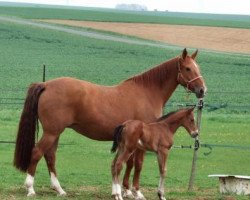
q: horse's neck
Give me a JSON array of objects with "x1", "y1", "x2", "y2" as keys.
[
  {"x1": 161, "y1": 112, "x2": 185, "y2": 135},
  {"x1": 124, "y1": 57, "x2": 179, "y2": 105}
]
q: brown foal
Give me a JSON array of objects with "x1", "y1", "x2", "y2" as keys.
[{"x1": 111, "y1": 107, "x2": 198, "y2": 200}]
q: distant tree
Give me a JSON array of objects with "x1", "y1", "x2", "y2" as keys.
[{"x1": 115, "y1": 4, "x2": 147, "y2": 11}]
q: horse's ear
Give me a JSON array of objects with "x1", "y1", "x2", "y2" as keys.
[
  {"x1": 191, "y1": 49, "x2": 198, "y2": 60},
  {"x1": 181, "y1": 48, "x2": 188, "y2": 60}
]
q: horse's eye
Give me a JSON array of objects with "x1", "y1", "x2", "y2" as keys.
[{"x1": 186, "y1": 67, "x2": 191, "y2": 72}]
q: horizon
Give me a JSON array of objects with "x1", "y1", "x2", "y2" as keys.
[{"x1": 0, "y1": 0, "x2": 250, "y2": 16}]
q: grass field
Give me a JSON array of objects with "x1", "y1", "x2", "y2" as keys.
[
  {"x1": 1, "y1": 3, "x2": 250, "y2": 29},
  {"x1": 0, "y1": 5, "x2": 250, "y2": 200}
]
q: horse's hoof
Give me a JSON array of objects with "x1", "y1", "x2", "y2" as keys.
[
  {"x1": 27, "y1": 192, "x2": 36, "y2": 197},
  {"x1": 123, "y1": 189, "x2": 134, "y2": 199}
]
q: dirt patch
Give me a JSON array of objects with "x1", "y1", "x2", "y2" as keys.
[{"x1": 38, "y1": 19, "x2": 250, "y2": 54}]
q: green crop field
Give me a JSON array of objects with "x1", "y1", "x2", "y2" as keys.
[
  {"x1": 1, "y1": 3, "x2": 250, "y2": 29},
  {"x1": 0, "y1": 4, "x2": 250, "y2": 200}
]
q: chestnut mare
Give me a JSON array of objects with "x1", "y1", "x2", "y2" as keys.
[
  {"x1": 111, "y1": 107, "x2": 198, "y2": 200},
  {"x1": 14, "y1": 49, "x2": 206, "y2": 197}
]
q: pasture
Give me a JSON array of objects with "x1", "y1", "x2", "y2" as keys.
[{"x1": 0, "y1": 4, "x2": 250, "y2": 200}]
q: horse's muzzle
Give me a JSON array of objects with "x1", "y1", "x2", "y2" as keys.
[
  {"x1": 191, "y1": 131, "x2": 199, "y2": 138},
  {"x1": 195, "y1": 86, "x2": 207, "y2": 98}
]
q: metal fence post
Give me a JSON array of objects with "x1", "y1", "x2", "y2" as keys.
[
  {"x1": 43, "y1": 64, "x2": 46, "y2": 82},
  {"x1": 188, "y1": 98, "x2": 203, "y2": 191}
]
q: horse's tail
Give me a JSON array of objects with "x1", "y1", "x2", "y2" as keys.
[
  {"x1": 14, "y1": 83, "x2": 45, "y2": 172},
  {"x1": 111, "y1": 125, "x2": 125, "y2": 153}
]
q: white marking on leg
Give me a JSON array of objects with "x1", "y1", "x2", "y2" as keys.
[
  {"x1": 112, "y1": 182, "x2": 123, "y2": 200},
  {"x1": 158, "y1": 175, "x2": 166, "y2": 200},
  {"x1": 50, "y1": 172, "x2": 66, "y2": 196},
  {"x1": 24, "y1": 174, "x2": 36, "y2": 196},
  {"x1": 132, "y1": 188, "x2": 146, "y2": 200},
  {"x1": 123, "y1": 188, "x2": 134, "y2": 198},
  {"x1": 158, "y1": 175, "x2": 164, "y2": 194},
  {"x1": 112, "y1": 182, "x2": 117, "y2": 195}
]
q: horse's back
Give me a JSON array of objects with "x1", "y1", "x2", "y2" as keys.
[
  {"x1": 36, "y1": 77, "x2": 160, "y2": 140},
  {"x1": 37, "y1": 77, "x2": 100, "y2": 131}
]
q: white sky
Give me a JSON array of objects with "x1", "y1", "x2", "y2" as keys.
[{"x1": 1, "y1": 0, "x2": 250, "y2": 15}]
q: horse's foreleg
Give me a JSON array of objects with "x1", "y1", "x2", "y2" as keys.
[
  {"x1": 157, "y1": 149, "x2": 168, "y2": 200},
  {"x1": 25, "y1": 133, "x2": 58, "y2": 196},
  {"x1": 44, "y1": 138, "x2": 66, "y2": 196},
  {"x1": 122, "y1": 154, "x2": 135, "y2": 199},
  {"x1": 132, "y1": 149, "x2": 146, "y2": 200}
]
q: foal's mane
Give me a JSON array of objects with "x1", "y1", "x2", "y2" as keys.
[
  {"x1": 156, "y1": 110, "x2": 178, "y2": 122},
  {"x1": 125, "y1": 57, "x2": 178, "y2": 87},
  {"x1": 156, "y1": 108, "x2": 189, "y2": 122}
]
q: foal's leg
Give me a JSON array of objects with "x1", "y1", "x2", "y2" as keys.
[
  {"x1": 44, "y1": 138, "x2": 66, "y2": 196},
  {"x1": 24, "y1": 133, "x2": 58, "y2": 196},
  {"x1": 122, "y1": 154, "x2": 135, "y2": 198},
  {"x1": 132, "y1": 149, "x2": 146, "y2": 200},
  {"x1": 157, "y1": 149, "x2": 168, "y2": 200},
  {"x1": 112, "y1": 150, "x2": 133, "y2": 200}
]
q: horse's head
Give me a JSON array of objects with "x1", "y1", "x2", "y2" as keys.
[
  {"x1": 177, "y1": 48, "x2": 207, "y2": 98},
  {"x1": 182, "y1": 107, "x2": 198, "y2": 138}
]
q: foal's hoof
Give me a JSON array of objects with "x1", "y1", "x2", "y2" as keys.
[
  {"x1": 58, "y1": 191, "x2": 67, "y2": 197},
  {"x1": 132, "y1": 190, "x2": 146, "y2": 200},
  {"x1": 157, "y1": 192, "x2": 166, "y2": 200},
  {"x1": 27, "y1": 191, "x2": 36, "y2": 197},
  {"x1": 123, "y1": 189, "x2": 134, "y2": 199},
  {"x1": 112, "y1": 194, "x2": 124, "y2": 200}
]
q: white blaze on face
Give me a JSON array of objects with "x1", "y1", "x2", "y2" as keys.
[
  {"x1": 192, "y1": 60, "x2": 199, "y2": 69},
  {"x1": 192, "y1": 60, "x2": 207, "y2": 94}
]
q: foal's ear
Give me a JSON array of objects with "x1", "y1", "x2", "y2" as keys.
[
  {"x1": 191, "y1": 49, "x2": 198, "y2": 60},
  {"x1": 181, "y1": 48, "x2": 188, "y2": 60}
]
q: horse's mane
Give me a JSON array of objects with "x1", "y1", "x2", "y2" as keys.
[{"x1": 125, "y1": 57, "x2": 178, "y2": 87}]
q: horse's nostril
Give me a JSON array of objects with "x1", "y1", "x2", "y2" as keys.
[{"x1": 200, "y1": 88, "x2": 204, "y2": 95}]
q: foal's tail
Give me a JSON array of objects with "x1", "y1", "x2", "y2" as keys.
[
  {"x1": 14, "y1": 83, "x2": 45, "y2": 172},
  {"x1": 111, "y1": 125, "x2": 125, "y2": 153}
]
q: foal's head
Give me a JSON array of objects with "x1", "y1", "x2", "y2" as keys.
[
  {"x1": 177, "y1": 48, "x2": 207, "y2": 98},
  {"x1": 181, "y1": 107, "x2": 198, "y2": 138}
]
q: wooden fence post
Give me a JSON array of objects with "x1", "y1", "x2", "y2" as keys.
[{"x1": 188, "y1": 98, "x2": 203, "y2": 191}]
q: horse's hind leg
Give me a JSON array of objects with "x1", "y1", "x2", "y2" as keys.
[
  {"x1": 122, "y1": 154, "x2": 135, "y2": 198},
  {"x1": 44, "y1": 138, "x2": 66, "y2": 196},
  {"x1": 132, "y1": 149, "x2": 146, "y2": 200},
  {"x1": 24, "y1": 133, "x2": 59, "y2": 196},
  {"x1": 112, "y1": 150, "x2": 133, "y2": 200}
]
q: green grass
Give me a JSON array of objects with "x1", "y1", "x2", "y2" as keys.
[
  {"x1": 0, "y1": 20, "x2": 249, "y2": 113},
  {"x1": 0, "y1": 111, "x2": 250, "y2": 199},
  {"x1": 0, "y1": 5, "x2": 250, "y2": 200},
  {"x1": 1, "y1": 4, "x2": 250, "y2": 29}
]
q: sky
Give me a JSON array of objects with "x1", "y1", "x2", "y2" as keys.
[{"x1": 1, "y1": 0, "x2": 250, "y2": 15}]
